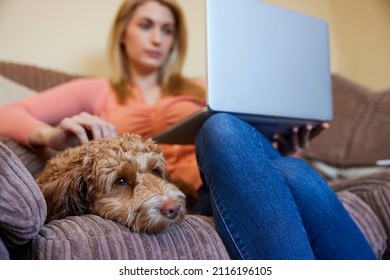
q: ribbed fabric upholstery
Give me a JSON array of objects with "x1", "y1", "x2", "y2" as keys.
[
  {"x1": 337, "y1": 191, "x2": 387, "y2": 259},
  {"x1": 0, "y1": 136, "x2": 56, "y2": 179},
  {"x1": 33, "y1": 215, "x2": 230, "y2": 260},
  {"x1": 333, "y1": 172, "x2": 390, "y2": 248},
  {"x1": 302, "y1": 74, "x2": 390, "y2": 166},
  {"x1": 0, "y1": 61, "x2": 79, "y2": 92},
  {"x1": 0, "y1": 141, "x2": 47, "y2": 247}
]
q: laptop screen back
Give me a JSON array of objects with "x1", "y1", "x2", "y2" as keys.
[{"x1": 206, "y1": 0, "x2": 332, "y2": 121}]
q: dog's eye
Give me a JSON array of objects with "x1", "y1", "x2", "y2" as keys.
[
  {"x1": 152, "y1": 168, "x2": 164, "y2": 178},
  {"x1": 115, "y1": 178, "x2": 131, "y2": 187}
]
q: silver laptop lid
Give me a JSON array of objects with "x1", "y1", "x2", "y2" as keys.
[{"x1": 206, "y1": 0, "x2": 332, "y2": 121}]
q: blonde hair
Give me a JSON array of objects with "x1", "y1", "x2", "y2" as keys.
[{"x1": 108, "y1": 0, "x2": 204, "y2": 104}]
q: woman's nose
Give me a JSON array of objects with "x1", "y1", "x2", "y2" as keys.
[{"x1": 151, "y1": 28, "x2": 162, "y2": 45}]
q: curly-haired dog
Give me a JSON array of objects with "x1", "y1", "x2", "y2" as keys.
[{"x1": 36, "y1": 133, "x2": 187, "y2": 233}]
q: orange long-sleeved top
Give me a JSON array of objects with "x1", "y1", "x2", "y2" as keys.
[{"x1": 0, "y1": 78, "x2": 205, "y2": 189}]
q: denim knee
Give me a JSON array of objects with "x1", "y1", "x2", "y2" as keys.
[
  {"x1": 274, "y1": 156, "x2": 333, "y2": 198},
  {"x1": 200, "y1": 113, "x2": 243, "y2": 140},
  {"x1": 275, "y1": 156, "x2": 317, "y2": 177},
  {"x1": 196, "y1": 113, "x2": 280, "y2": 160}
]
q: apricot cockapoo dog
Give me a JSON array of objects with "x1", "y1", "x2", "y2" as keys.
[{"x1": 36, "y1": 133, "x2": 187, "y2": 233}]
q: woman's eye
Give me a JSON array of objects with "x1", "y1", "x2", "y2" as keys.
[
  {"x1": 162, "y1": 26, "x2": 173, "y2": 35},
  {"x1": 115, "y1": 178, "x2": 130, "y2": 187},
  {"x1": 139, "y1": 22, "x2": 151, "y2": 30}
]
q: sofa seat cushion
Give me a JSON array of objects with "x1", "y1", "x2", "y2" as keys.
[
  {"x1": 33, "y1": 215, "x2": 230, "y2": 260},
  {"x1": 332, "y1": 171, "x2": 390, "y2": 250},
  {"x1": 31, "y1": 193, "x2": 387, "y2": 260},
  {"x1": 336, "y1": 191, "x2": 387, "y2": 259},
  {"x1": 0, "y1": 74, "x2": 35, "y2": 106}
]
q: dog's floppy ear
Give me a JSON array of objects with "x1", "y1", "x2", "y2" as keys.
[{"x1": 40, "y1": 167, "x2": 91, "y2": 222}]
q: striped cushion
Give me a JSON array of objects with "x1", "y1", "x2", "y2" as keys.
[
  {"x1": 333, "y1": 171, "x2": 390, "y2": 249},
  {"x1": 302, "y1": 74, "x2": 390, "y2": 166},
  {"x1": 32, "y1": 193, "x2": 387, "y2": 260},
  {"x1": 0, "y1": 61, "x2": 79, "y2": 92},
  {"x1": 33, "y1": 215, "x2": 230, "y2": 260},
  {"x1": 337, "y1": 191, "x2": 387, "y2": 259},
  {"x1": 0, "y1": 137, "x2": 56, "y2": 179}
]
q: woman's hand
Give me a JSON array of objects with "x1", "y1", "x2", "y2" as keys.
[
  {"x1": 29, "y1": 112, "x2": 117, "y2": 150},
  {"x1": 272, "y1": 122, "x2": 330, "y2": 156}
]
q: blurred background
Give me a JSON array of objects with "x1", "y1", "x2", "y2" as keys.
[{"x1": 0, "y1": 0, "x2": 389, "y2": 91}]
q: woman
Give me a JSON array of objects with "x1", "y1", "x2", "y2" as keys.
[{"x1": 0, "y1": 0, "x2": 375, "y2": 260}]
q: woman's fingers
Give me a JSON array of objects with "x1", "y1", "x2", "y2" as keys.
[
  {"x1": 59, "y1": 117, "x2": 90, "y2": 144},
  {"x1": 59, "y1": 112, "x2": 117, "y2": 144},
  {"x1": 75, "y1": 113, "x2": 103, "y2": 140},
  {"x1": 299, "y1": 124, "x2": 313, "y2": 148},
  {"x1": 272, "y1": 133, "x2": 292, "y2": 156},
  {"x1": 310, "y1": 122, "x2": 330, "y2": 140},
  {"x1": 272, "y1": 122, "x2": 328, "y2": 156},
  {"x1": 291, "y1": 126, "x2": 299, "y2": 151},
  {"x1": 84, "y1": 113, "x2": 117, "y2": 138},
  {"x1": 100, "y1": 120, "x2": 117, "y2": 138}
]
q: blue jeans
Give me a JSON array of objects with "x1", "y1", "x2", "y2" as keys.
[{"x1": 195, "y1": 113, "x2": 376, "y2": 260}]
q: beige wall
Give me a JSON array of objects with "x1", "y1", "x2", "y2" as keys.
[
  {"x1": 0, "y1": 0, "x2": 389, "y2": 91},
  {"x1": 0, "y1": 0, "x2": 205, "y2": 78},
  {"x1": 328, "y1": 0, "x2": 390, "y2": 91},
  {"x1": 0, "y1": 0, "x2": 122, "y2": 77}
]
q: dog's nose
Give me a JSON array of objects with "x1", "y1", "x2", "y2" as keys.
[{"x1": 161, "y1": 200, "x2": 181, "y2": 220}]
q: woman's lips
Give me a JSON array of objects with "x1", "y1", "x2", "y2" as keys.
[{"x1": 145, "y1": 50, "x2": 161, "y2": 59}]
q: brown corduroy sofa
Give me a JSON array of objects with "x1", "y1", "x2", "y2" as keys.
[{"x1": 0, "y1": 61, "x2": 389, "y2": 260}]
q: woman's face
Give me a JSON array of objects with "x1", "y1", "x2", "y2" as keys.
[{"x1": 123, "y1": 1, "x2": 176, "y2": 74}]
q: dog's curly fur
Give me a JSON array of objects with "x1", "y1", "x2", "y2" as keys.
[{"x1": 36, "y1": 133, "x2": 188, "y2": 233}]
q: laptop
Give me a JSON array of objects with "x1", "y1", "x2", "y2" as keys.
[{"x1": 153, "y1": 0, "x2": 333, "y2": 145}]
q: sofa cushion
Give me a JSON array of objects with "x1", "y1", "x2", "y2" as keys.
[
  {"x1": 0, "y1": 71, "x2": 58, "y2": 179},
  {"x1": 332, "y1": 171, "x2": 390, "y2": 249},
  {"x1": 0, "y1": 61, "x2": 79, "y2": 92},
  {"x1": 301, "y1": 74, "x2": 390, "y2": 167},
  {"x1": 0, "y1": 141, "x2": 47, "y2": 248},
  {"x1": 0, "y1": 137, "x2": 56, "y2": 179},
  {"x1": 0, "y1": 74, "x2": 35, "y2": 106},
  {"x1": 31, "y1": 194, "x2": 387, "y2": 260},
  {"x1": 336, "y1": 191, "x2": 387, "y2": 259},
  {"x1": 33, "y1": 215, "x2": 230, "y2": 260}
]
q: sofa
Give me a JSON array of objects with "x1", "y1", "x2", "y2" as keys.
[{"x1": 0, "y1": 61, "x2": 389, "y2": 260}]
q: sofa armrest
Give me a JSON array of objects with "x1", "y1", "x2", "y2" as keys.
[
  {"x1": 33, "y1": 215, "x2": 230, "y2": 260},
  {"x1": 0, "y1": 141, "x2": 47, "y2": 248}
]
